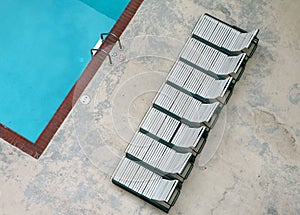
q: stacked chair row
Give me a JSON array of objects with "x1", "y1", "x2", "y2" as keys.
[{"x1": 112, "y1": 13, "x2": 259, "y2": 213}]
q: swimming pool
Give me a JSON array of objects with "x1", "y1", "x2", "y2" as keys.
[{"x1": 0, "y1": 0, "x2": 141, "y2": 157}]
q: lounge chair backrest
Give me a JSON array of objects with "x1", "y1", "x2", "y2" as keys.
[
  {"x1": 171, "y1": 123, "x2": 206, "y2": 149},
  {"x1": 112, "y1": 157, "x2": 179, "y2": 202},
  {"x1": 141, "y1": 108, "x2": 207, "y2": 150},
  {"x1": 126, "y1": 132, "x2": 192, "y2": 174},
  {"x1": 192, "y1": 14, "x2": 259, "y2": 53},
  {"x1": 167, "y1": 61, "x2": 233, "y2": 100},
  {"x1": 154, "y1": 84, "x2": 219, "y2": 124},
  {"x1": 180, "y1": 38, "x2": 246, "y2": 76},
  {"x1": 140, "y1": 108, "x2": 179, "y2": 142}
]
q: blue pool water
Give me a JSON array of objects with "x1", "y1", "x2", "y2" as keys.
[{"x1": 0, "y1": 0, "x2": 129, "y2": 142}]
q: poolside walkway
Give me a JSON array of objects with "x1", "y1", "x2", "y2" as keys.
[{"x1": 1, "y1": 0, "x2": 300, "y2": 214}]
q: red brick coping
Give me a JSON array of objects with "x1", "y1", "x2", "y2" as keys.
[{"x1": 0, "y1": 0, "x2": 144, "y2": 159}]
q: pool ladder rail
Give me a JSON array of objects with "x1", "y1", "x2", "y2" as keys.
[{"x1": 90, "y1": 32, "x2": 123, "y2": 65}]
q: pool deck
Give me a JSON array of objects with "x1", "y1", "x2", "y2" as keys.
[{"x1": 1, "y1": 0, "x2": 300, "y2": 214}]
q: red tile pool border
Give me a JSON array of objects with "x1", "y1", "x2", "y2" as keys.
[{"x1": 0, "y1": 0, "x2": 144, "y2": 159}]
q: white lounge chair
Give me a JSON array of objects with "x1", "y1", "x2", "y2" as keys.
[
  {"x1": 153, "y1": 84, "x2": 220, "y2": 128},
  {"x1": 140, "y1": 108, "x2": 207, "y2": 154},
  {"x1": 167, "y1": 60, "x2": 234, "y2": 104},
  {"x1": 126, "y1": 132, "x2": 194, "y2": 181},
  {"x1": 192, "y1": 13, "x2": 259, "y2": 57},
  {"x1": 180, "y1": 37, "x2": 247, "y2": 80},
  {"x1": 112, "y1": 157, "x2": 181, "y2": 213}
]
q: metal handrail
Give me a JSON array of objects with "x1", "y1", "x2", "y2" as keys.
[
  {"x1": 90, "y1": 48, "x2": 112, "y2": 65},
  {"x1": 100, "y1": 32, "x2": 123, "y2": 50}
]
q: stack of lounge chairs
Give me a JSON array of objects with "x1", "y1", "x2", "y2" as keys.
[{"x1": 111, "y1": 13, "x2": 259, "y2": 213}]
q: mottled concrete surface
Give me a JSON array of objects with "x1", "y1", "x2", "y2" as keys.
[{"x1": 1, "y1": 0, "x2": 300, "y2": 214}]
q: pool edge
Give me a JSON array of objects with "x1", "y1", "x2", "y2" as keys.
[{"x1": 0, "y1": 0, "x2": 144, "y2": 159}]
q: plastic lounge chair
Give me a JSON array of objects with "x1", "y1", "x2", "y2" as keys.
[
  {"x1": 167, "y1": 60, "x2": 234, "y2": 104},
  {"x1": 180, "y1": 37, "x2": 247, "y2": 81},
  {"x1": 140, "y1": 108, "x2": 207, "y2": 154},
  {"x1": 125, "y1": 132, "x2": 194, "y2": 181},
  {"x1": 112, "y1": 157, "x2": 181, "y2": 213},
  {"x1": 192, "y1": 13, "x2": 259, "y2": 58},
  {"x1": 153, "y1": 83, "x2": 220, "y2": 128}
]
